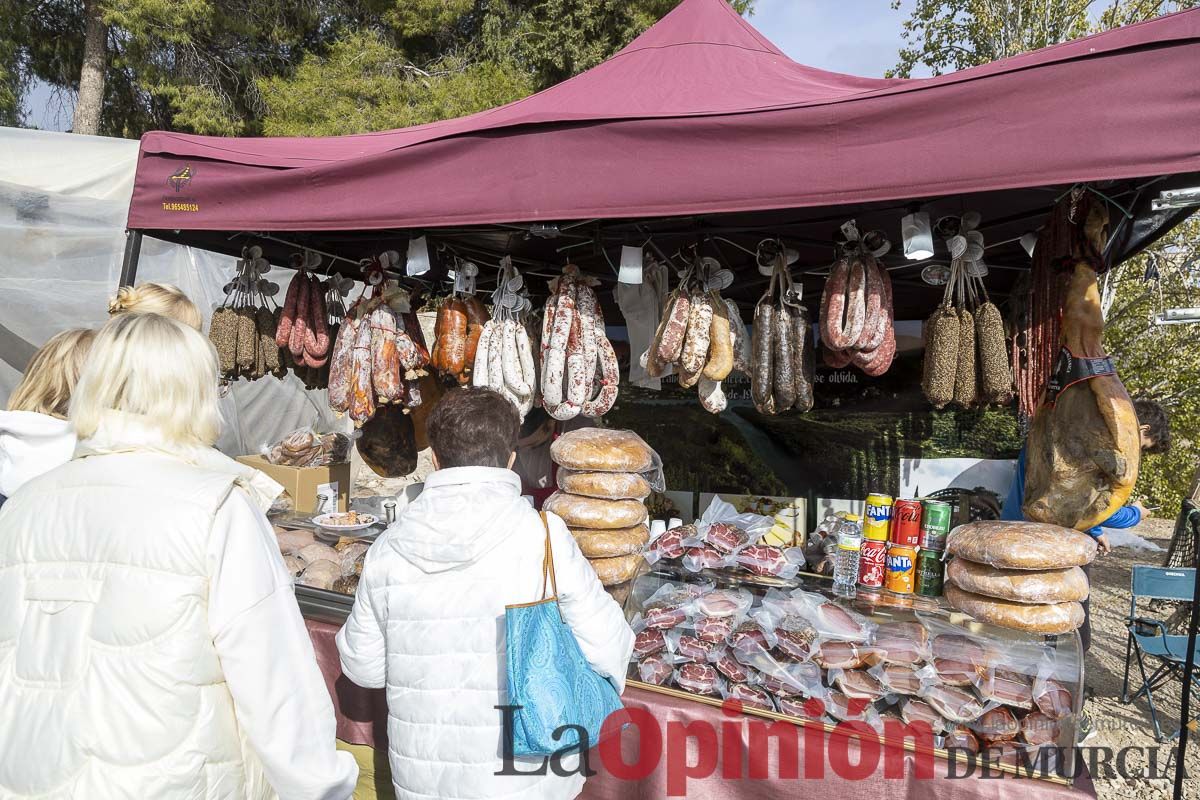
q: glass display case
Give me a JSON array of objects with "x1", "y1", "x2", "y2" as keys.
[{"x1": 622, "y1": 564, "x2": 1083, "y2": 783}]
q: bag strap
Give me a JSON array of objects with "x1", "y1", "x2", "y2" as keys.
[{"x1": 538, "y1": 511, "x2": 560, "y2": 601}]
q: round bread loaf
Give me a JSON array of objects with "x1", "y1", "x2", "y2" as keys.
[
  {"x1": 550, "y1": 428, "x2": 655, "y2": 472},
  {"x1": 544, "y1": 492, "x2": 647, "y2": 529},
  {"x1": 945, "y1": 584, "x2": 1084, "y2": 634},
  {"x1": 558, "y1": 469, "x2": 651, "y2": 500},
  {"x1": 947, "y1": 558, "x2": 1089, "y2": 604},
  {"x1": 946, "y1": 521, "x2": 1097, "y2": 570},
  {"x1": 570, "y1": 524, "x2": 650, "y2": 558},
  {"x1": 588, "y1": 553, "x2": 643, "y2": 587}
]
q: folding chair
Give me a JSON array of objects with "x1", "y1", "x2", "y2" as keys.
[{"x1": 1121, "y1": 565, "x2": 1200, "y2": 741}]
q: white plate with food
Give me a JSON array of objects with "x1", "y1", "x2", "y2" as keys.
[{"x1": 312, "y1": 511, "x2": 378, "y2": 532}]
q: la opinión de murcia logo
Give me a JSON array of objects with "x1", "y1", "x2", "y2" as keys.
[
  {"x1": 493, "y1": 701, "x2": 1192, "y2": 795},
  {"x1": 167, "y1": 165, "x2": 193, "y2": 192}
]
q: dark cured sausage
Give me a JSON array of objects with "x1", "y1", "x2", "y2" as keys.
[
  {"x1": 306, "y1": 277, "x2": 330, "y2": 359},
  {"x1": 792, "y1": 305, "x2": 815, "y2": 412},
  {"x1": 751, "y1": 301, "x2": 774, "y2": 407},
  {"x1": 772, "y1": 305, "x2": 797, "y2": 411},
  {"x1": 856, "y1": 259, "x2": 887, "y2": 351},
  {"x1": 823, "y1": 344, "x2": 852, "y2": 369},
  {"x1": 276, "y1": 277, "x2": 300, "y2": 347}
]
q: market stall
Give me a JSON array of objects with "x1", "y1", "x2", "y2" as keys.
[{"x1": 116, "y1": 0, "x2": 1200, "y2": 796}]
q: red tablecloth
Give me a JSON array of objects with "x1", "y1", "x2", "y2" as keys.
[{"x1": 305, "y1": 618, "x2": 1096, "y2": 799}]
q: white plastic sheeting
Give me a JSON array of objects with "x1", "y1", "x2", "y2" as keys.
[{"x1": 0, "y1": 126, "x2": 344, "y2": 456}]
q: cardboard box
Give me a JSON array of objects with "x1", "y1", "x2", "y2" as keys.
[{"x1": 236, "y1": 454, "x2": 351, "y2": 513}]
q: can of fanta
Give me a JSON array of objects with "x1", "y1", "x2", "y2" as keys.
[{"x1": 885, "y1": 544, "x2": 917, "y2": 595}]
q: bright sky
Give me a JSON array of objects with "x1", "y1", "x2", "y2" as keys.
[{"x1": 23, "y1": 0, "x2": 920, "y2": 133}]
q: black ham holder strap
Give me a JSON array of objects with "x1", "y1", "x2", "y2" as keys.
[{"x1": 1044, "y1": 346, "x2": 1116, "y2": 406}]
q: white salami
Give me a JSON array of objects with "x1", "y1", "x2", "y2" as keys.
[
  {"x1": 472, "y1": 321, "x2": 495, "y2": 388},
  {"x1": 582, "y1": 313, "x2": 618, "y2": 417},
  {"x1": 680, "y1": 293, "x2": 713, "y2": 374},
  {"x1": 573, "y1": 284, "x2": 600, "y2": 398},
  {"x1": 698, "y1": 377, "x2": 727, "y2": 414},
  {"x1": 516, "y1": 323, "x2": 537, "y2": 394},
  {"x1": 502, "y1": 319, "x2": 531, "y2": 396},
  {"x1": 540, "y1": 279, "x2": 575, "y2": 406}
]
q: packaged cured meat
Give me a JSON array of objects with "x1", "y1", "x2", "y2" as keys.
[
  {"x1": 945, "y1": 584, "x2": 1085, "y2": 634},
  {"x1": 751, "y1": 657, "x2": 824, "y2": 698},
  {"x1": 729, "y1": 620, "x2": 775, "y2": 660},
  {"x1": 945, "y1": 520, "x2": 1097, "y2": 570},
  {"x1": 734, "y1": 545, "x2": 802, "y2": 579},
  {"x1": 1020, "y1": 711, "x2": 1062, "y2": 747},
  {"x1": 870, "y1": 662, "x2": 935, "y2": 696},
  {"x1": 812, "y1": 640, "x2": 883, "y2": 671},
  {"x1": 644, "y1": 524, "x2": 689, "y2": 564},
  {"x1": 639, "y1": 654, "x2": 674, "y2": 686},
  {"x1": 694, "y1": 615, "x2": 735, "y2": 644},
  {"x1": 298, "y1": 559, "x2": 340, "y2": 589},
  {"x1": 933, "y1": 657, "x2": 985, "y2": 687},
  {"x1": 829, "y1": 668, "x2": 885, "y2": 701},
  {"x1": 788, "y1": 590, "x2": 874, "y2": 642},
  {"x1": 557, "y1": 470, "x2": 652, "y2": 500},
  {"x1": 777, "y1": 694, "x2": 824, "y2": 720},
  {"x1": 694, "y1": 588, "x2": 753, "y2": 619},
  {"x1": 543, "y1": 492, "x2": 648, "y2": 530},
  {"x1": 712, "y1": 649, "x2": 755, "y2": 683},
  {"x1": 1032, "y1": 678, "x2": 1074, "y2": 719},
  {"x1": 296, "y1": 542, "x2": 339, "y2": 565},
  {"x1": 943, "y1": 726, "x2": 980, "y2": 752},
  {"x1": 588, "y1": 553, "x2": 643, "y2": 587},
  {"x1": 638, "y1": 583, "x2": 705, "y2": 630},
  {"x1": 921, "y1": 684, "x2": 986, "y2": 724},
  {"x1": 901, "y1": 699, "x2": 948, "y2": 733},
  {"x1": 682, "y1": 545, "x2": 732, "y2": 572},
  {"x1": 978, "y1": 668, "x2": 1034, "y2": 709},
  {"x1": 754, "y1": 611, "x2": 817, "y2": 661},
  {"x1": 824, "y1": 691, "x2": 883, "y2": 730},
  {"x1": 633, "y1": 628, "x2": 667, "y2": 659},
  {"x1": 550, "y1": 428, "x2": 657, "y2": 475},
  {"x1": 668, "y1": 630, "x2": 723, "y2": 662},
  {"x1": 675, "y1": 662, "x2": 722, "y2": 696},
  {"x1": 873, "y1": 621, "x2": 931, "y2": 664},
  {"x1": 946, "y1": 558, "x2": 1089, "y2": 604},
  {"x1": 275, "y1": 527, "x2": 316, "y2": 555},
  {"x1": 971, "y1": 706, "x2": 1020, "y2": 744},
  {"x1": 724, "y1": 682, "x2": 775, "y2": 712},
  {"x1": 569, "y1": 524, "x2": 649, "y2": 558},
  {"x1": 702, "y1": 522, "x2": 750, "y2": 554}
]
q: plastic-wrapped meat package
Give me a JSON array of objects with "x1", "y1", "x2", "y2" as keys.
[
  {"x1": 694, "y1": 615, "x2": 734, "y2": 644},
  {"x1": 712, "y1": 649, "x2": 755, "y2": 683},
  {"x1": 644, "y1": 604, "x2": 689, "y2": 630},
  {"x1": 790, "y1": 590, "x2": 874, "y2": 642},
  {"x1": 633, "y1": 628, "x2": 667, "y2": 659},
  {"x1": 668, "y1": 630, "x2": 722, "y2": 662},
  {"x1": 971, "y1": 706, "x2": 1020, "y2": 744},
  {"x1": 638, "y1": 655, "x2": 673, "y2": 686},
  {"x1": 773, "y1": 615, "x2": 819, "y2": 661},
  {"x1": 979, "y1": 668, "x2": 1034, "y2": 709},
  {"x1": 930, "y1": 632, "x2": 988, "y2": 686},
  {"x1": 695, "y1": 588, "x2": 753, "y2": 618},
  {"x1": 726, "y1": 682, "x2": 775, "y2": 712},
  {"x1": 871, "y1": 662, "x2": 934, "y2": 696},
  {"x1": 1021, "y1": 711, "x2": 1062, "y2": 746},
  {"x1": 704, "y1": 522, "x2": 750, "y2": 554},
  {"x1": 813, "y1": 641, "x2": 883, "y2": 670},
  {"x1": 873, "y1": 621, "x2": 930, "y2": 665},
  {"x1": 756, "y1": 659, "x2": 824, "y2": 698},
  {"x1": 1033, "y1": 678, "x2": 1074, "y2": 719},
  {"x1": 943, "y1": 725, "x2": 980, "y2": 752},
  {"x1": 645, "y1": 524, "x2": 690, "y2": 564},
  {"x1": 829, "y1": 668, "x2": 885, "y2": 701},
  {"x1": 682, "y1": 545, "x2": 730, "y2": 572},
  {"x1": 921, "y1": 684, "x2": 986, "y2": 724},
  {"x1": 825, "y1": 691, "x2": 883, "y2": 730},
  {"x1": 901, "y1": 699, "x2": 947, "y2": 733},
  {"x1": 640, "y1": 583, "x2": 704, "y2": 629},
  {"x1": 676, "y1": 662, "x2": 722, "y2": 696},
  {"x1": 735, "y1": 545, "x2": 801, "y2": 579},
  {"x1": 729, "y1": 621, "x2": 775, "y2": 660},
  {"x1": 777, "y1": 695, "x2": 824, "y2": 719}
]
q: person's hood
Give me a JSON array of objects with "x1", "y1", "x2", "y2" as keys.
[
  {"x1": 73, "y1": 410, "x2": 284, "y2": 512},
  {"x1": 0, "y1": 410, "x2": 76, "y2": 497},
  {"x1": 387, "y1": 466, "x2": 536, "y2": 573}
]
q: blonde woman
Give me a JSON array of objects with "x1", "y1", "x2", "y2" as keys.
[
  {"x1": 108, "y1": 281, "x2": 203, "y2": 330},
  {"x1": 0, "y1": 314, "x2": 357, "y2": 799},
  {"x1": 0, "y1": 328, "x2": 95, "y2": 503}
]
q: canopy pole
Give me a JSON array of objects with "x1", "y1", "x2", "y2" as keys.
[
  {"x1": 1174, "y1": 507, "x2": 1200, "y2": 800},
  {"x1": 119, "y1": 230, "x2": 143, "y2": 288}
]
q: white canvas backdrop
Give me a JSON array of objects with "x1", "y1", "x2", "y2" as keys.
[{"x1": 0, "y1": 126, "x2": 343, "y2": 456}]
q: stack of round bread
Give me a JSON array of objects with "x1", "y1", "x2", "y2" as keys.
[
  {"x1": 544, "y1": 428, "x2": 654, "y2": 597},
  {"x1": 944, "y1": 521, "x2": 1095, "y2": 635}
]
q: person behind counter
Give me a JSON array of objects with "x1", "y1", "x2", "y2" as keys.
[
  {"x1": 0, "y1": 328, "x2": 95, "y2": 508},
  {"x1": 108, "y1": 281, "x2": 203, "y2": 330},
  {"x1": 337, "y1": 386, "x2": 634, "y2": 800},
  {"x1": 0, "y1": 314, "x2": 356, "y2": 799}
]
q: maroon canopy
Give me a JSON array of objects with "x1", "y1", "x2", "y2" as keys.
[{"x1": 128, "y1": 0, "x2": 1200, "y2": 233}]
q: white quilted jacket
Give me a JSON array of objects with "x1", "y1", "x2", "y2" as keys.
[
  {"x1": 0, "y1": 412, "x2": 357, "y2": 799},
  {"x1": 336, "y1": 466, "x2": 634, "y2": 800}
]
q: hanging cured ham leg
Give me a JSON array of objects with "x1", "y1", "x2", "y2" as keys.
[{"x1": 1023, "y1": 201, "x2": 1141, "y2": 531}]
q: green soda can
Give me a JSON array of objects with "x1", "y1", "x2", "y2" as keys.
[
  {"x1": 915, "y1": 549, "x2": 945, "y2": 597},
  {"x1": 920, "y1": 500, "x2": 952, "y2": 551}
]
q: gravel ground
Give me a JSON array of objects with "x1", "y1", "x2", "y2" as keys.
[{"x1": 1084, "y1": 517, "x2": 1197, "y2": 799}]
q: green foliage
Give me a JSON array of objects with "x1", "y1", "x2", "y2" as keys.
[
  {"x1": 1102, "y1": 217, "x2": 1200, "y2": 512},
  {"x1": 6, "y1": 0, "x2": 755, "y2": 136},
  {"x1": 889, "y1": 0, "x2": 1197, "y2": 77}
]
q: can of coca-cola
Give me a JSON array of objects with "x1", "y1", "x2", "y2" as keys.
[
  {"x1": 891, "y1": 498, "x2": 923, "y2": 547},
  {"x1": 857, "y1": 538, "x2": 888, "y2": 588}
]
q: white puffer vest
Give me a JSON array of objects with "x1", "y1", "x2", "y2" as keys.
[{"x1": 0, "y1": 450, "x2": 275, "y2": 799}]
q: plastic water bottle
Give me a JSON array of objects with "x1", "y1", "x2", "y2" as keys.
[{"x1": 832, "y1": 514, "x2": 863, "y2": 598}]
